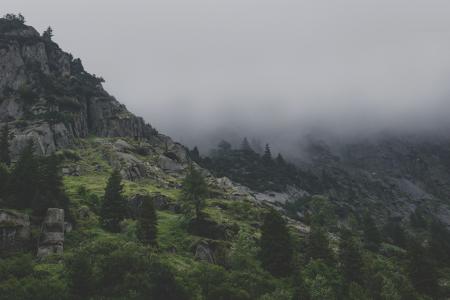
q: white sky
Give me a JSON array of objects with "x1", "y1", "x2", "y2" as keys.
[{"x1": 3, "y1": 0, "x2": 450, "y2": 145}]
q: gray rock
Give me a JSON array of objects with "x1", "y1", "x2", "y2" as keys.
[
  {"x1": 37, "y1": 208, "x2": 65, "y2": 258},
  {"x1": 114, "y1": 139, "x2": 135, "y2": 152},
  {"x1": 158, "y1": 154, "x2": 184, "y2": 172},
  {"x1": 193, "y1": 240, "x2": 216, "y2": 264},
  {"x1": 0, "y1": 209, "x2": 30, "y2": 250}
]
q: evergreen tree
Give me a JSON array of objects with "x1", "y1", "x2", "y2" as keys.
[
  {"x1": 0, "y1": 123, "x2": 12, "y2": 166},
  {"x1": 338, "y1": 229, "x2": 363, "y2": 285},
  {"x1": 217, "y1": 140, "x2": 232, "y2": 154},
  {"x1": 276, "y1": 153, "x2": 286, "y2": 166},
  {"x1": 262, "y1": 144, "x2": 272, "y2": 164},
  {"x1": 189, "y1": 146, "x2": 200, "y2": 163},
  {"x1": 136, "y1": 195, "x2": 158, "y2": 247},
  {"x1": 407, "y1": 238, "x2": 439, "y2": 298},
  {"x1": 100, "y1": 169, "x2": 126, "y2": 232},
  {"x1": 8, "y1": 140, "x2": 39, "y2": 209},
  {"x1": 362, "y1": 212, "x2": 381, "y2": 251},
  {"x1": 292, "y1": 271, "x2": 311, "y2": 300},
  {"x1": 260, "y1": 209, "x2": 293, "y2": 277},
  {"x1": 34, "y1": 154, "x2": 69, "y2": 216},
  {"x1": 240, "y1": 137, "x2": 253, "y2": 152},
  {"x1": 429, "y1": 219, "x2": 450, "y2": 267},
  {"x1": 42, "y1": 26, "x2": 53, "y2": 40},
  {"x1": 0, "y1": 163, "x2": 9, "y2": 201},
  {"x1": 180, "y1": 165, "x2": 208, "y2": 220},
  {"x1": 306, "y1": 226, "x2": 334, "y2": 265},
  {"x1": 383, "y1": 219, "x2": 407, "y2": 248}
]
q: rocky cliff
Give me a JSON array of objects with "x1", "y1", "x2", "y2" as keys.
[{"x1": 0, "y1": 18, "x2": 157, "y2": 157}]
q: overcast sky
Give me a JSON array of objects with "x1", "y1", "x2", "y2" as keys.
[{"x1": 4, "y1": 0, "x2": 450, "y2": 148}]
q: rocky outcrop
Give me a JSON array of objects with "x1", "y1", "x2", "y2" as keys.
[
  {"x1": 37, "y1": 208, "x2": 64, "y2": 258},
  {"x1": 0, "y1": 19, "x2": 158, "y2": 158},
  {"x1": 0, "y1": 209, "x2": 30, "y2": 250}
]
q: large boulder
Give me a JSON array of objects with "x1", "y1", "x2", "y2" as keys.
[
  {"x1": 158, "y1": 154, "x2": 184, "y2": 172},
  {"x1": 37, "y1": 208, "x2": 65, "y2": 258},
  {"x1": 0, "y1": 209, "x2": 30, "y2": 250}
]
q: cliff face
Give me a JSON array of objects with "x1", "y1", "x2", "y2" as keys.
[{"x1": 0, "y1": 19, "x2": 156, "y2": 156}]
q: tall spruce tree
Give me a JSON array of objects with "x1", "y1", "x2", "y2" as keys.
[
  {"x1": 276, "y1": 153, "x2": 286, "y2": 166},
  {"x1": 189, "y1": 146, "x2": 201, "y2": 163},
  {"x1": 8, "y1": 140, "x2": 39, "y2": 209},
  {"x1": 0, "y1": 163, "x2": 9, "y2": 200},
  {"x1": 0, "y1": 123, "x2": 12, "y2": 166},
  {"x1": 34, "y1": 154, "x2": 69, "y2": 216},
  {"x1": 306, "y1": 225, "x2": 334, "y2": 265},
  {"x1": 260, "y1": 209, "x2": 293, "y2": 277},
  {"x1": 362, "y1": 212, "x2": 381, "y2": 251},
  {"x1": 262, "y1": 144, "x2": 272, "y2": 164},
  {"x1": 407, "y1": 238, "x2": 439, "y2": 298},
  {"x1": 136, "y1": 195, "x2": 158, "y2": 247},
  {"x1": 338, "y1": 229, "x2": 363, "y2": 285},
  {"x1": 240, "y1": 137, "x2": 253, "y2": 152},
  {"x1": 180, "y1": 165, "x2": 208, "y2": 220},
  {"x1": 100, "y1": 169, "x2": 126, "y2": 232}
]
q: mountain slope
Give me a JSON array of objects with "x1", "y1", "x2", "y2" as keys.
[{"x1": 0, "y1": 18, "x2": 158, "y2": 157}]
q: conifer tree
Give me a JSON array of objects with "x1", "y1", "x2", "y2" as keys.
[
  {"x1": 276, "y1": 153, "x2": 286, "y2": 166},
  {"x1": 217, "y1": 140, "x2": 232, "y2": 153},
  {"x1": 0, "y1": 163, "x2": 9, "y2": 200},
  {"x1": 262, "y1": 144, "x2": 272, "y2": 164},
  {"x1": 260, "y1": 209, "x2": 293, "y2": 277},
  {"x1": 292, "y1": 271, "x2": 311, "y2": 300},
  {"x1": 136, "y1": 195, "x2": 158, "y2": 247},
  {"x1": 0, "y1": 123, "x2": 12, "y2": 166},
  {"x1": 240, "y1": 137, "x2": 253, "y2": 152},
  {"x1": 100, "y1": 169, "x2": 126, "y2": 232},
  {"x1": 8, "y1": 140, "x2": 39, "y2": 209},
  {"x1": 306, "y1": 225, "x2": 334, "y2": 265},
  {"x1": 42, "y1": 26, "x2": 53, "y2": 40},
  {"x1": 34, "y1": 154, "x2": 69, "y2": 216},
  {"x1": 189, "y1": 146, "x2": 200, "y2": 162},
  {"x1": 180, "y1": 165, "x2": 208, "y2": 220},
  {"x1": 362, "y1": 212, "x2": 381, "y2": 251},
  {"x1": 338, "y1": 229, "x2": 363, "y2": 285},
  {"x1": 407, "y1": 238, "x2": 439, "y2": 298}
]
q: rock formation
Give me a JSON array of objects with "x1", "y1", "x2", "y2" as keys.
[
  {"x1": 37, "y1": 208, "x2": 65, "y2": 258},
  {"x1": 0, "y1": 209, "x2": 30, "y2": 250},
  {"x1": 0, "y1": 20, "x2": 157, "y2": 158}
]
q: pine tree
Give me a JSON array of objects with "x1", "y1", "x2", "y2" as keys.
[
  {"x1": 306, "y1": 225, "x2": 334, "y2": 265},
  {"x1": 260, "y1": 209, "x2": 293, "y2": 277},
  {"x1": 292, "y1": 271, "x2": 311, "y2": 300},
  {"x1": 217, "y1": 140, "x2": 232, "y2": 153},
  {"x1": 276, "y1": 153, "x2": 286, "y2": 166},
  {"x1": 362, "y1": 212, "x2": 381, "y2": 251},
  {"x1": 338, "y1": 229, "x2": 363, "y2": 285},
  {"x1": 240, "y1": 137, "x2": 253, "y2": 152},
  {"x1": 262, "y1": 144, "x2": 272, "y2": 164},
  {"x1": 407, "y1": 238, "x2": 439, "y2": 298},
  {"x1": 136, "y1": 195, "x2": 158, "y2": 247},
  {"x1": 180, "y1": 165, "x2": 208, "y2": 220},
  {"x1": 0, "y1": 163, "x2": 9, "y2": 200},
  {"x1": 33, "y1": 154, "x2": 69, "y2": 216},
  {"x1": 189, "y1": 146, "x2": 200, "y2": 162},
  {"x1": 42, "y1": 26, "x2": 53, "y2": 40},
  {"x1": 8, "y1": 140, "x2": 39, "y2": 209},
  {"x1": 0, "y1": 123, "x2": 12, "y2": 166},
  {"x1": 100, "y1": 169, "x2": 126, "y2": 232}
]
